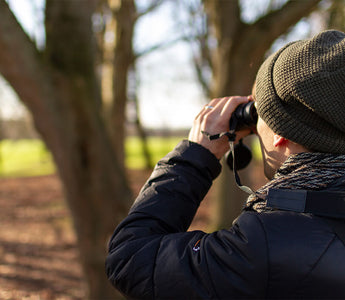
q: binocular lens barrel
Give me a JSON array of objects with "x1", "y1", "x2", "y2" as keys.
[
  {"x1": 226, "y1": 101, "x2": 258, "y2": 171},
  {"x1": 231, "y1": 101, "x2": 258, "y2": 131}
]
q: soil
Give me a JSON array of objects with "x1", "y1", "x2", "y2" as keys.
[
  {"x1": 0, "y1": 170, "x2": 213, "y2": 300},
  {"x1": 0, "y1": 167, "x2": 265, "y2": 299},
  {"x1": 0, "y1": 175, "x2": 83, "y2": 300}
]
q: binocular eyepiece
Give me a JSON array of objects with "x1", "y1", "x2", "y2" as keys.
[{"x1": 230, "y1": 101, "x2": 258, "y2": 131}]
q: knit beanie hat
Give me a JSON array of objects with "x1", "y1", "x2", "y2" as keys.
[{"x1": 255, "y1": 30, "x2": 345, "y2": 154}]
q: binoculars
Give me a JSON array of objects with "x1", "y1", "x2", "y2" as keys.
[
  {"x1": 231, "y1": 101, "x2": 258, "y2": 131},
  {"x1": 226, "y1": 101, "x2": 257, "y2": 170}
]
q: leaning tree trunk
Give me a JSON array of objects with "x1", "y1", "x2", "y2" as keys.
[
  {"x1": 0, "y1": 0, "x2": 132, "y2": 298},
  {"x1": 204, "y1": 0, "x2": 322, "y2": 229}
]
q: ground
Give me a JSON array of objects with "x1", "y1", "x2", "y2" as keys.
[
  {"x1": 0, "y1": 175, "x2": 83, "y2": 300},
  {"x1": 0, "y1": 166, "x2": 265, "y2": 299},
  {"x1": 0, "y1": 169, "x2": 216, "y2": 300}
]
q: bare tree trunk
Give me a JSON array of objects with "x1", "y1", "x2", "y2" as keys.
[
  {"x1": 127, "y1": 64, "x2": 154, "y2": 170},
  {"x1": 0, "y1": 110, "x2": 2, "y2": 173},
  {"x1": 0, "y1": 0, "x2": 131, "y2": 298},
  {"x1": 204, "y1": 0, "x2": 322, "y2": 229},
  {"x1": 111, "y1": 0, "x2": 136, "y2": 171},
  {"x1": 104, "y1": 0, "x2": 158, "y2": 171},
  {"x1": 133, "y1": 94, "x2": 154, "y2": 169}
]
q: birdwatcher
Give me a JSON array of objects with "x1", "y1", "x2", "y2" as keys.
[{"x1": 106, "y1": 29, "x2": 345, "y2": 299}]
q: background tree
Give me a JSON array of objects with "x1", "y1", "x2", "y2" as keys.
[
  {"x1": 104, "y1": 0, "x2": 162, "y2": 170},
  {"x1": 0, "y1": 0, "x2": 134, "y2": 298},
  {"x1": 109, "y1": 0, "x2": 136, "y2": 170},
  {"x1": 0, "y1": 0, "x2": 177, "y2": 297}
]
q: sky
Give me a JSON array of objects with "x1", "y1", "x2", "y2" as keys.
[{"x1": 0, "y1": 0, "x2": 325, "y2": 129}]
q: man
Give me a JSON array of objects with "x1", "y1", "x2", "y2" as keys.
[{"x1": 106, "y1": 30, "x2": 345, "y2": 299}]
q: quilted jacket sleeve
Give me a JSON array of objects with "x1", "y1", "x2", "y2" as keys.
[{"x1": 106, "y1": 140, "x2": 268, "y2": 299}]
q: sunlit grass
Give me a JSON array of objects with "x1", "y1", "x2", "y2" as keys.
[
  {"x1": 0, "y1": 139, "x2": 55, "y2": 177},
  {"x1": 0, "y1": 137, "x2": 184, "y2": 178},
  {"x1": 125, "y1": 136, "x2": 183, "y2": 169},
  {"x1": 0, "y1": 136, "x2": 262, "y2": 178}
]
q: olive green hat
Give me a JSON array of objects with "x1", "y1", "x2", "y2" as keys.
[{"x1": 255, "y1": 30, "x2": 345, "y2": 153}]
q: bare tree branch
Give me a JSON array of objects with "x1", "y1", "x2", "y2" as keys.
[
  {"x1": 0, "y1": 0, "x2": 50, "y2": 115},
  {"x1": 176, "y1": 0, "x2": 211, "y2": 97},
  {"x1": 135, "y1": 35, "x2": 188, "y2": 59},
  {"x1": 218, "y1": 0, "x2": 323, "y2": 96},
  {"x1": 192, "y1": 54, "x2": 211, "y2": 97},
  {"x1": 135, "y1": 0, "x2": 164, "y2": 20},
  {"x1": 252, "y1": 0, "x2": 322, "y2": 45}
]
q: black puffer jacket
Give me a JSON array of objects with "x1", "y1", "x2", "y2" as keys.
[{"x1": 106, "y1": 140, "x2": 345, "y2": 299}]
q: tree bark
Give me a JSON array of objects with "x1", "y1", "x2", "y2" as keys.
[
  {"x1": 328, "y1": 0, "x2": 345, "y2": 31},
  {"x1": 111, "y1": 0, "x2": 136, "y2": 170},
  {"x1": 0, "y1": 0, "x2": 132, "y2": 298},
  {"x1": 204, "y1": 0, "x2": 322, "y2": 229},
  {"x1": 133, "y1": 93, "x2": 154, "y2": 169}
]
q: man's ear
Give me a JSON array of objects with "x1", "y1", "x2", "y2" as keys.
[{"x1": 273, "y1": 134, "x2": 287, "y2": 147}]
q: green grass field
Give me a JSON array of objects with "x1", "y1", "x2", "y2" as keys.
[
  {"x1": 0, "y1": 137, "x2": 183, "y2": 178},
  {"x1": 0, "y1": 139, "x2": 55, "y2": 177},
  {"x1": 0, "y1": 137, "x2": 261, "y2": 178},
  {"x1": 125, "y1": 136, "x2": 183, "y2": 169}
]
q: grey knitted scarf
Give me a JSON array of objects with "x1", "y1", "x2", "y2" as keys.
[{"x1": 245, "y1": 152, "x2": 345, "y2": 213}]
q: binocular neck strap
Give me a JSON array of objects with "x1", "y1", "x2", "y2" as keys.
[
  {"x1": 200, "y1": 123, "x2": 255, "y2": 196},
  {"x1": 227, "y1": 115, "x2": 255, "y2": 195},
  {"x1": 229, "y1": 140, "x2": 255, "y2": 195}
]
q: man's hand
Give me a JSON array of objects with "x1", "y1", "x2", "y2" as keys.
[{"x1": 188, "y1": 96, "x2": 252, "y2": 159}]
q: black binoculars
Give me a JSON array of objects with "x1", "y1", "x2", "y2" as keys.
[
  {"x1": 230, "y1": 101, "x2": 258, "y2": 131},
  {"x1": 226, "y1": 101, "x2": 258, "y2": 170}
]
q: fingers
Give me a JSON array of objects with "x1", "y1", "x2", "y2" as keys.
[
  {"x1": 221, "y1": 96, "x2": 249, "y2": 118},
  {"x1": 189, "y1": 96, "x2": 251, "y2": 159},
  {"x1": 198, "y1": 96, "x2": 249, "y2": 131},
  {"x1": 195, "y1": 98, "x2": 222, "y2": 120}
]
